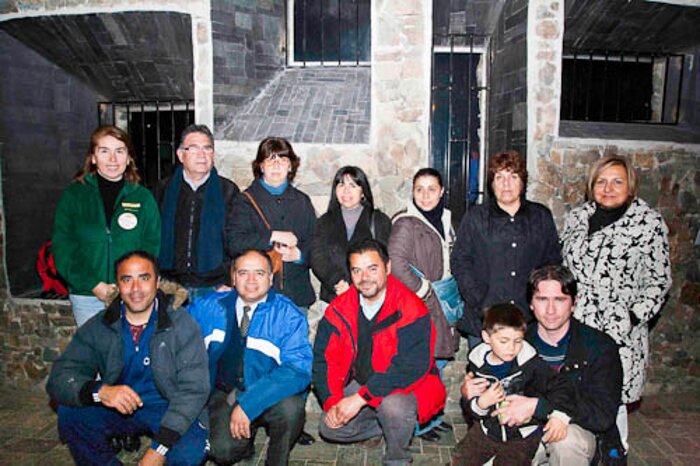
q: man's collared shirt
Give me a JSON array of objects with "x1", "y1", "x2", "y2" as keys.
[
  {"x1": 182, "y1": 170, "x2": 211, "y2": 191},
  {"x1": 235, "y1": 295, "x2": 268, "y2": 328},
  {"x1": 359, "y1": 290, "x2": 386, "y2": 320}
]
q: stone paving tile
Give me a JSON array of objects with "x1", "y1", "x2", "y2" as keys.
[{"x1": 1, "y1": 386, "x2": 699, "y2": 465}]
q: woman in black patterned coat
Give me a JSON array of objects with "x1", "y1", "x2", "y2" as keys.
[{"x1": 561, "y1": 155, "x2": 671, "y2": 412}]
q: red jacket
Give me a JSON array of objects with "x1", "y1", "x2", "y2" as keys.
[{"x1": 312, "y1": 275, "x2": 446, "y2": 423}]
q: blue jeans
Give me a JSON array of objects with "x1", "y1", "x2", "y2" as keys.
[
  {"x1": 415, "y1": 359, "x2": 449, "y2": 435},
  {"x1": 58, "y1": 403, "x2": 207, "y2": 466},
  {"x1": 69, "y1": 294, "x2": 105, "y2": 327}
]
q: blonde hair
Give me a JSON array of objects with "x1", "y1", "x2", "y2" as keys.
[{"x1": 586, "y1": 154, "x2": 637, "y2": 202}]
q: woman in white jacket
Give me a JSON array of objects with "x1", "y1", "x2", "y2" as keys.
[{"x1": 561, "y1": 154, "x2": 671, "y2": 451}]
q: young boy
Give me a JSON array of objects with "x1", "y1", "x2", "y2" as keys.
[{"x1": 452, "y1": 303, "x2": 573, "y2": 466}]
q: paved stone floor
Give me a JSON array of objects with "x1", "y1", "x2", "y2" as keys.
[{"x1": 0, "y1": 387, "x2": 698, "y2": 465}]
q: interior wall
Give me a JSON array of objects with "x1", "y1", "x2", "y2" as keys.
[
  {"x1": 0, "y1": 30, "x2": 101, "y2": 296},
  {"x1": 488, "y1": 0, "x2": 528, "y2": 159}
]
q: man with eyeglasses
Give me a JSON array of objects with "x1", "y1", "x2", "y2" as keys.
[{"x1": 155, "y1": 124, "x2": 240, "y2": 300}]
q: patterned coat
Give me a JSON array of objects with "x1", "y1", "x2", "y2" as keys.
[{"x1": 561, "y1": 198, "x2": 672, "y2": 403}]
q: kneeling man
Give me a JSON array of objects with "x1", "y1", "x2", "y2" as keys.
[
  {"x1": 313, "y1": 239, "x2": 446, "y2": 465},
  {"x1": 188, "y1": 249, "x2": 312, "y2": 465},
  {"x1": 47, "y1": 251, "x2": 209, "y2": 466}
]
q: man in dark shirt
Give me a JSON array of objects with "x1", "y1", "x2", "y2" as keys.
[
  {"x1": 461, "y1": 264, "x2": 623, "y2": 465},
  {"x1": 313, "y1": 240, "x2": 445, "y2": 465},
  {"x1": 156, "y1": 124, "x2": 239, "y2": 298}
]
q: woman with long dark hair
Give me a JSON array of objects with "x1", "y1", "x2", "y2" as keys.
[
  {"x1": 311, "y1": 166, "x2": 391, "y2": 305},
  {"x1": 388, "y1": 168, "x2": 460, "y2": 441}
]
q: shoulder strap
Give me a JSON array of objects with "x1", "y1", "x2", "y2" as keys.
[
  {"x1": 242, "y1": 191, "x2": 271, "y2": 231},
  {"x1": 369, "y1": 209, "x2": 376, "y2": 239}
]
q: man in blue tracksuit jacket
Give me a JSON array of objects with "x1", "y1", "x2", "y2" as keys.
[{"x1": 187, "y1": 249, "x2": 312, "y2": 465}]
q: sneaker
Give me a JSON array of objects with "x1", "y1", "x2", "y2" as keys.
[
  {"x1": 434, "y1": 421, "x2": 453, "y2": 432},
  {"x1": 358, "y1": 436, "x2": 383, "y2": 449},
  {"x1": 297, "y1": 430, "x2": 315, "y2": 446},
  {"x1": 419, "y1": 430, "x2": 441, "y2": 442}
]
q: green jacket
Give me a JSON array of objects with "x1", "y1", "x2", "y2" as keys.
[{"x1": 52, "y1": 174, "x2": 161, "y2": 295}]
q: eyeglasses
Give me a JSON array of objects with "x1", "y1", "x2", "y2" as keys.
[
  {"x1": 183, "y1": 145, "x2": 214, "y2": 154},
  {"x1": 96, "y1": 147, "x2": 128, "y2": 157},
  {"x1": 264, "y1": 154, "x2": 290, "y2": 166}
]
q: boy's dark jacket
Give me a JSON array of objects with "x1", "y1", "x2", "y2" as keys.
[
  {"x1": 463, "y1": 340, "x2": 573, "y2": 442},
  {"x1": 526, "y1": 318, "x2": 622, "y2": 433}
]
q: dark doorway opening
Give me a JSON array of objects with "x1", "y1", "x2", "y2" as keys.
[{"x1": 431, "y1": 51, "x2": 482, "y2": 226}]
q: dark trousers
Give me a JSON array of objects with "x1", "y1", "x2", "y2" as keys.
[
  {"x1": 452, "y1": 422, "x2": 542, "y2": 466},
  {"x1": 319, "y1": 380, "x2": 418, "y2": 466},
  {"x1": 208, "y1": 389, "x2": 304, "y2": 466},
  {"x1": 57, "y1": 403, "x2": 207, "y2": 466}
]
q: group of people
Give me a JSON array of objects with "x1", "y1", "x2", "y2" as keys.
[{"x1": 46, "y1": 123, "x2": 672, "y2": 466}]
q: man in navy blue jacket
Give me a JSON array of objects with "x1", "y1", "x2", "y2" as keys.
[{"x1": 188, "y1": 249, "x2": 312, "y2": 465}]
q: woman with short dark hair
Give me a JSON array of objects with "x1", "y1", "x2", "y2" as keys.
[
  {"x1": 52, "y1": 125, "x2": 161, "y2": 326},
  {"x1": 311, "y1": 166, "x2": 391, "y2": 305},
  {"x1": 228, "y1": 137, "x2": 316, "y2": 310},
  {"x1": 451, "y1": 151, "x2": 562, "y2": 344}
]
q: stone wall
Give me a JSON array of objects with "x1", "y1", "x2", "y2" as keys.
[
  {"x1": 0, "y1": 30, "x2": 100, "y2": 296},
  {"x1": 488, "y1": 0, "x2": 528, "y2": 158},
  {"x1": 211, "y1": 0, "x2": 285, "y2": 128},
  {"x1": 527, "y1": 0, "x2": 700, "y2": 395}
]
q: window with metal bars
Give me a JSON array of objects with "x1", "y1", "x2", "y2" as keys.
[
  {"x1": 98, "y1": 100, "x2": 194, "y2": 188},
  {"x1": 561, "y1": 51, "x2": 684, "y2": 124},
  {"x1": 290, "y1": 0, "x2": 370, "y2": 66}
]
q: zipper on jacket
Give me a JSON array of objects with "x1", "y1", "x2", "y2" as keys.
[{"x1": 106, "y1": 227, "x2": 112, "y2": 282}]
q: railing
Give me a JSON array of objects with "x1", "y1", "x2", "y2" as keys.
[
  {"x1": 97, "y1": 100, "x2": 194, "y2": 188},
  {"x1": 561, "y1": 50, "x2": 683, "y2": 124},
  {"x1": 288, "y1": 0, "x2": 370, "y2": 66}
]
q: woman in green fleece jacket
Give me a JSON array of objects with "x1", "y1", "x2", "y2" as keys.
[{"x1": 52, "y1": 125, "x2": 161, "y2": 326}]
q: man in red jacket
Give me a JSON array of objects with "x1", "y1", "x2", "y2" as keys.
[{"x1": 312, "y1": 239, "x2": 446, "y2": 465}]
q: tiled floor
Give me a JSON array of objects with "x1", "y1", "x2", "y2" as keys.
[{"x1": 0, "y1": 387, "x2": 698, "y2": 465}]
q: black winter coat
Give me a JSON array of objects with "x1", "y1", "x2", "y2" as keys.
[
  {"x1": 464, "y1": 341, "x2": 573, "y2": 442},
  {"x1": 311, "y1": 207, "x2": 391, "y2": 303},
  {"x1": 451, "y1": 198, "x2": 561, "y2": 336},
  {"x1": 526, "y1": 319, "x2": 622, "y2": 433},
  {"x1": 154, "y1": 172, "x2": 239, "y2": 287},
  {"x1": 228, "y1": 179, "x2": 317, "y2": 307}
]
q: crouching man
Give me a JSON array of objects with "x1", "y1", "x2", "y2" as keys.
[
  {"x1": 47, "y1": 250, "x2": 209, "y2": 466},
  {"x1": 187, "y1": 249, "x2": 312, "y2": 465},
  {"x1": 313, "y1": 239, "x2": 446, "y2": 465}
]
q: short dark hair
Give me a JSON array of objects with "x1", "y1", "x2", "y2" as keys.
[
  {"x1": 413, "y1": 167, "x2": 443, "y2": 188},
  {"x1": 233, "y1": 249, "x2": 273, "y2": 274},
  {"x1": 328, "y1": 166, "x2": 375, "y2": 212},
  {"x1": 527, "y1": 264, "x2": 578, "y2": 304},
  {"x1": 347, "y1": 238, "x2": 390, "y2": 270},
  {"x1": 252, "y1": 137, "x2": 301, "y2": 182},
  {"x1": 114, "y1": 250, "x2": 160, "y2": 278},
  {"x1": 179, "y1": 124, "x2": 214, "y2": 149},
  {"x1": 487, "y1": 151, "x2": 528, "y2": 196},
  {"x1": 483, "y1": 303, "x2": 526, "y2": 335}
]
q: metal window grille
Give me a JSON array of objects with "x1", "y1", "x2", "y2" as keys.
[
  {"x1": 561, "y1": 50, "x2": 684, "y2": 124},
  {"x1": 289, "y1": 0, "x2": 370, "y2": 66},
  {"x1": 97, "y1": 100, "x2": 194, "y2": 188},
  {"x1": 431, "y1": 31, "x2": 487, "y2": 224}
]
